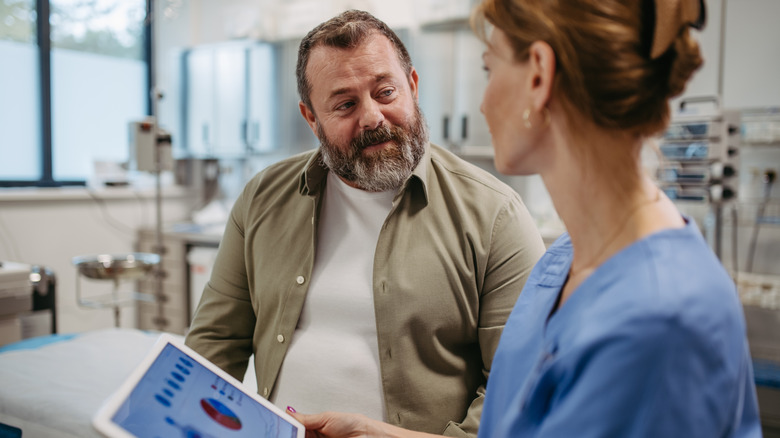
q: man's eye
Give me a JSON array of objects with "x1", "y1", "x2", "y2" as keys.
[{"x1": 337, "y1": 101, "x2": 355, "y2": 110}]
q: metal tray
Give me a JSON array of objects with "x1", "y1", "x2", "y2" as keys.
[{"x1": 72, "y1": 253, "x2": 160, "y2": 281}]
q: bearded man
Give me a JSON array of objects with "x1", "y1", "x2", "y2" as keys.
[{"x1": 185, "y1": 10, "x2": 545, "y2": 438}]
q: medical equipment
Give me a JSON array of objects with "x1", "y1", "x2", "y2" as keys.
[
  {"x1": 128, "y1": 115, "x2": 173, "y2": 331},
  {"x1": 72, "y1": 253, "x2": 160, "y2": 327},
  {"x1": 659, "y1": 112, "x2": 739, "y2": 202},
  {"x1": 129, "y1": 118, "x2": 173, "y2": 173},
  {"x1": 0, "y1": 262, "x2": 56, "y2": 347},
  {"x1": 174, "y1": 157, "x2": 221, "y2": 209},
  {"x1": 658, "y1": 98, "x2": 740, "y2": 259},
  {"x1": 0, "y1": 262, "x2": 32, "y2": 318},
  {"x1": 0, "y1": 262, "x2": 33, "y2": 346}
]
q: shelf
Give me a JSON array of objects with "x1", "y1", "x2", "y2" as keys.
[{"x1": 742, "y1": 141, "x2": 780, "y2": 147}]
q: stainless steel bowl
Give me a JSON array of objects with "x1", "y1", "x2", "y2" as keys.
[{"x1": 72, "y1": 253, "x2": 160, "y2": 281}]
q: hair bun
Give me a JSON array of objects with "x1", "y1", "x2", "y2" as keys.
[{"x1": 667, "y1": 28, "x2": 703, "y2": 98}]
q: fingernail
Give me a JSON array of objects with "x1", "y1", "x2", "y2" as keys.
[{"x1": 287, "y1": 406, "x2": 296, "y2": 413}]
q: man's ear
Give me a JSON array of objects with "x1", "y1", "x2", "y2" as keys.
[
  {"x1": 408, "y1": 67, "x2": 419, "y2": 101},
  {"x1": 299, "y1": 101, "x2": 318, "y2": 136},
  {"x1": 526, "y1": 40, "x2": 556, "y2": 112}
]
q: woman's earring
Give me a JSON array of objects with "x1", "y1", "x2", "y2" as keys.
[
  {"x1": 523, "y1": 108, "x2": 550, "y2": 129},
  {"x1": 523, "y1": 109, "x2": 533, "y2": 129}
]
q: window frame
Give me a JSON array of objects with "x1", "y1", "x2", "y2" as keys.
[{"x1": 0, "y1": 0, "x2": 153, "y2": 188}]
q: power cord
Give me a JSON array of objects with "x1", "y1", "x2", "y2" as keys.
[
  {"x1": 731, "y1": 203, "x2": 739, "y2": 285},
  {"x1": 86, "y1": 188, "x2": 139, "y2": 236},
  {"x1": 746, "y1": 169, "x2": 777, "y2": 272}
]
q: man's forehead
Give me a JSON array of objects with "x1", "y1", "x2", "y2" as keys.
[
  {"x1": 308, "y1": 32, "x2": 393, "y2": 64},
  {"x1": 306, "y1": 35, "x2": 406, "y2": 96}
]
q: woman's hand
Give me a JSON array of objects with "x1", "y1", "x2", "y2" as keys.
[
  {"x1": 288, "y1": 409, "x2": 387, "y2": 438},
  {"x1": 286, "y1": 407, "x2": 440, "y2": 438}
]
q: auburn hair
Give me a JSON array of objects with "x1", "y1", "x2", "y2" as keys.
[{"x1": 471, "y1": 0, "x2": 703, "y2": 138}]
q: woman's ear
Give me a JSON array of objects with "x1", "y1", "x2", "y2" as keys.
[{"x1": 527, "y1": 40, "x2": 556, "y2": 111}]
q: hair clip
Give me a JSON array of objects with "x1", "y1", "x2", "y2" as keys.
[
  {"x1": 650, "y1": 0, "x2": 707, "y2": 59},
  {"x1": 690, "y1": 0, "x2": 706, "y2": 30}
]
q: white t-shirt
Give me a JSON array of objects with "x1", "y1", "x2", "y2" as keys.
[{"x1": 271, "y1": 172, "x2": 395, "y2": 420}]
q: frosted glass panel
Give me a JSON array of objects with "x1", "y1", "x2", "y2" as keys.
[
  {"x1": 214, "y1": 45, "x2": 247, "y2": 157},
  {"x1": 49, "y1": 0, "x2": 147, "y2": 181},
  {"x1": 0, "y1": 40, "x2": 41, "y2": 179},
  {"x1": 51, "y1": 49, "x2": 146, "y2": 180}
]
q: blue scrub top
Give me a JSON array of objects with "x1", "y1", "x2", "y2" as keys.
[{"x1": 479, "y1": 218, "x2": 762, "y2": 437}]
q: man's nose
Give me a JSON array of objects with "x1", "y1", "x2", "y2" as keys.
[{"x1": 358, "y1": 99, "x2": 385, "y2": 131}]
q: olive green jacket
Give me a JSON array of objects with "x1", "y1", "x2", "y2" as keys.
[{"x1": 185, "y1": 143, "x2": 545, "y2": 437}]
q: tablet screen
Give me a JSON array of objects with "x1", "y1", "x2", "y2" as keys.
[{"x1": 109, "y1": 342, "x2": 299, "y2": 438}]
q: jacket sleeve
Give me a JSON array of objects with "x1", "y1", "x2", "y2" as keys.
[
  {"x1": 184, "y1": 187, "x2": 257, "y2": 381},
  {"x1": 444, "y1": 195, "x2": 546, "y2": 437}
]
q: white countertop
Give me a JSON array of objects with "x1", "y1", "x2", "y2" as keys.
[{"x1": 0, "y1": 185, "x2": 193, "y2": 203}]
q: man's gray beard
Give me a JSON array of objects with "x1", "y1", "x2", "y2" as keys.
[{"x1": 317, "y1": 105, "x2": 428, "y2": 193}]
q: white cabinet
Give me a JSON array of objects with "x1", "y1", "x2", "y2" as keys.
[
  {"x1": 214, "y1": 45, "x2": 249, "y2": 156},
  {"x1": 415, "y1": 27, "x2": 492, "y2": 154},
  {"x1": 247, "y1": 44, "x2": 278, "y2": 153},
  {"x1": 183, "y1": 42, "x2": 277, "y2": 158},
  {"x1": 184, "y1": 48, "x2": 217, "y2": 156},
  {"x1": 187, "y1": 246, "x2": 219, "y2": 318}
]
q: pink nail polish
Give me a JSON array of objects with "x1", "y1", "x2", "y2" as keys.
[{"x1": 287, "y1": 406, "x2": 296, "y2": 413}]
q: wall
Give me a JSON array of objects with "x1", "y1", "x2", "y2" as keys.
[
  {"x1": 0, "y1": 186, "x2": 196, "y2": 333},
  {"x1": 723, "y1": 0, "x2": 780, "y2": 109}
]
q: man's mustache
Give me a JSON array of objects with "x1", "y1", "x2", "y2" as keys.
[{"x1": 351, "y1": 125, "x2": 398, "y2": 151}]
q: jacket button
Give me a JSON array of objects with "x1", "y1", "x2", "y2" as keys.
[
  {"x1": 296, "y1": 275, "x2": 305, "y2": 284},
  {"x1": 263, "y1": 387, "x2": 269, "y2": 397},
  {"x1": 277, "y1": 334, "x2": 285, "y2": 343}
]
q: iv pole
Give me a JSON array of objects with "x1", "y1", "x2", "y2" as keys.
[{"x1": 147, "y1": 0, "x2": 169, "y2": 331}]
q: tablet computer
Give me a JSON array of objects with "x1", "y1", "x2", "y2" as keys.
[{"x1": 92, "y1": 333, "x2": 304, "y2": 438}]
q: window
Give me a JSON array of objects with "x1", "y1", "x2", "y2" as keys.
[
  {"x1": 0, "y1": 0, "x2": 40, "y2": 181},
  {"x1": 0, "y1": 0, "x2": 150, "y2": 187}
]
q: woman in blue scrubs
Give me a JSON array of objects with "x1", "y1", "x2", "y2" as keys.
[{"x1": 290, "y1": 0, "x2": 762, "y2": 436}]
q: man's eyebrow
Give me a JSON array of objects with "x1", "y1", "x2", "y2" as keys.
[
  {"x1": 329, "y1": 87, "x2": 352, "y2": 98},
  {"x1": 327, "y1": 73, "x2": 393, "y2": 100}
]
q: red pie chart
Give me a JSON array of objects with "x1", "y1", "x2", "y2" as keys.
[{"x1": 200, "y1": 398, "x2": 242, "y2": 430}]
